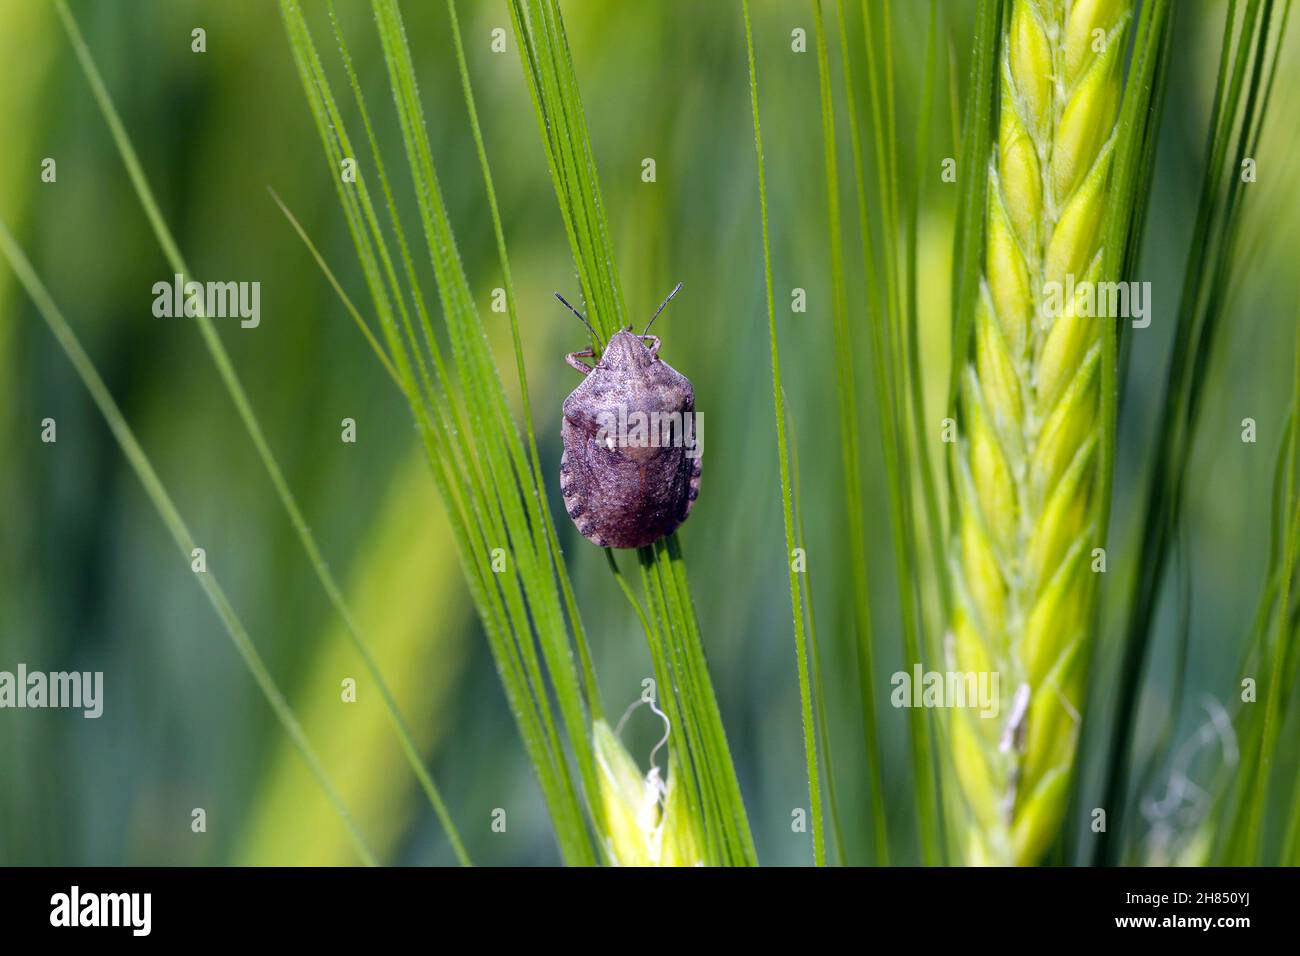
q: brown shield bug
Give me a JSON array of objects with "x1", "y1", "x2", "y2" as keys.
[{"x1": 556, "y1": 283, "x2": 702, "y2": 549}]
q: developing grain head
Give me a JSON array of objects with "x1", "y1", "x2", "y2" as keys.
[
  {"x1": 949, "y1": 0, "x2": 1131, "y2": 865},
  {"x1": 592, "y1": 719, "x2": 702, "y2": 866}
]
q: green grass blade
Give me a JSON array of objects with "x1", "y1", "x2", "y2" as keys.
[
  {"x1": 368, "y1": 0, "x2": 603, "y2": 846},
  {"x1": 1284, "y1": 719, "x2": 1300, "y2": 862},
  {"x1": 279, "y1": 0, "x2": 599, "y2": 864},
  {"x1": 810, "y1": 0, "x2": 886, "y2": 867},
  {"x1": 1241, "y1": 299, "x2": 1300, "y2": 862},
  {"x1": 946, "y1": 0, "x2": 1000, "y2": 423},
  {"x1": 442, "y1": 0, "x2": 602, "y2": 721},
  {"x1": 267, "y1": 188, "x2": 402, "y2": 388},
  {"x1": 861, "y1": 0, "x2": 943, "y2": 865},
  {"x1": 0, "y1": 218, "x2": 377, "y2": 867},
  {"x1": 905, "y1": 0, "x2": 950, "y2": 624},
  {"x1": 1065, "y1": 0, "x2": 1174, "y2": 864},
  {"x1": 1096, "y1": 0, "x2": 1289, "y2": 864},
  {"x1": 785, "y1": 388, "x2": 848, "y2": 864},
  {"x1": 743, "y1": 0, "x2": 824, "y2": 866},
  {"x1": 832, "y1": 0, "x2": 906, "y2": 864},
  {"x1": 51, "y1": 0, "x2": 466, "y2": 865}
]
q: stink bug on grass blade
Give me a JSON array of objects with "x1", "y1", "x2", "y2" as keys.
[{"x1": 557, "y1": 283, "x2": 702, "y2": 549}]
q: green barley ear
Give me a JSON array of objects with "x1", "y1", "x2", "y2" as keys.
[{"x1": 949, "y1": 0, "x2": 1132, "y2": 866}]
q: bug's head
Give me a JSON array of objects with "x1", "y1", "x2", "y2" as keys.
[{"x1": 602, "y1": 328, "x2": 656, "y2": 369}]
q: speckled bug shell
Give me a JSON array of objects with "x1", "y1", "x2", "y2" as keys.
[{"x1": 560, "y1": 329, "x2": 701, "y2": 549}]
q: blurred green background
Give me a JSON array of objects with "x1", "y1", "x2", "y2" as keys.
[{"x1": 1, "y1": 0, "x2": 1296, "y2": 866}]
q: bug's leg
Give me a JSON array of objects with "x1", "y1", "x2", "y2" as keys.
[
  {"x1": 566, "y1": 348, "x2": 596, "y2": 374},
  {"x1": 640, "y1": 335, "x2": 661, "y2": 358}
]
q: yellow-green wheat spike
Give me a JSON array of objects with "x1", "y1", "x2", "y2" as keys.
[{"x1": 949, "y1": 0, "x2": 1131, "y2": 866}]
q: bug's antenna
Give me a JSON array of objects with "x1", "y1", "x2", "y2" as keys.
[
  {"x1": 554, "y1": 292, "x2": 602, "y2": 345},
  {"x1": 642, "y1": 281, "x2": 684, "y2": 336}
]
